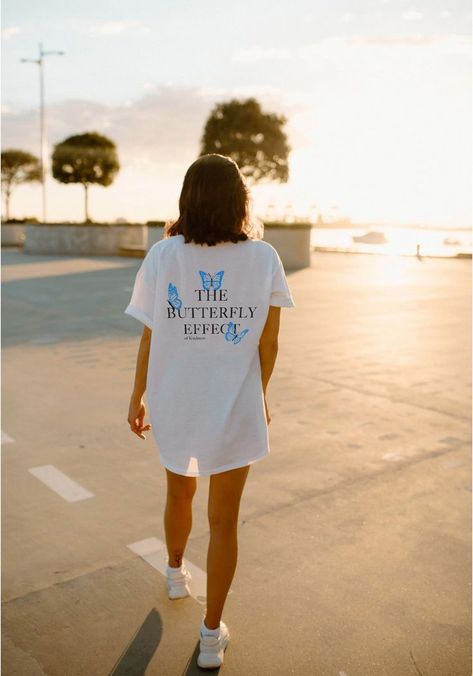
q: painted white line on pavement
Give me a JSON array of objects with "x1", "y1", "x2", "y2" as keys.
[
  {"x1": 28, "y1": 465, "x2": 95, "y2": 502},
  {"x1": 128, "y1": 536, "x2": 228, "y2": 606},
  {"x1": 1, "y1": 430, "x2": 15, "y2": 444}
]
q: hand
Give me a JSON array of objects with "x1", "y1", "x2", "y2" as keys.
[
  {"x1": 263, "y1": 394, "x2": 271, "y2": 426},
  {"x1": 128, "y1": 396, "x2": 152, "y2": 439}
]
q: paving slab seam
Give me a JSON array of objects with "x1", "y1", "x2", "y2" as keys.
[
  {"x1": 291, "y1": 373, "x2": 471, "y2": 421},
  {"x1": 226, "y1": 442, "x2": 470, "y2": 527},
  {"x1": 1, "y1": 554, "x2": 150, "y2": 606},
  {"x1": 409, "y1": 648, "x2": 426, "y2": 676},
  {"x1": 1, "y1": 633, "x2": 48, "y2": 675}
]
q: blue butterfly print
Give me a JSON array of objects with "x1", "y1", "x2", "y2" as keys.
[
  {"x1": 199, "y1": 270, "x2": 224, "y2": 291},
  {"x1": 167, "y1": 282, "x2": 182, "y2": 310},
  {"x1": 225, "y1": 321, "x2": 249, "y2": 345}
]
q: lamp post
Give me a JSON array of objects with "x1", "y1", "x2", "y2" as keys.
[{"x1": 21, "y1": 41, "x2": 64, "y2": 223}]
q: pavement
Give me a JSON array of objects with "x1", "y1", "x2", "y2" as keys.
[{"x1": 1, "y1": 246, "x2": 471, "y2": 676}]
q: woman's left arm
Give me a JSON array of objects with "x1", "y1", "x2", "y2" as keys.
[{"x1": 127, "y1": 326, "x2": 152, "y2": 439}]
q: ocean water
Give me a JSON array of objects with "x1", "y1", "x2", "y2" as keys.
[{"x1": 311, "y1": 226, "x2": 472, "y2": 258}]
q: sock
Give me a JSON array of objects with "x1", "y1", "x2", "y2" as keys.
[
  {"x1": 201, "y1": 620, "x2": 220, "y2": 637},
  {"x1": 167, "y1": 563, "x2": 183, "y2": 574}
]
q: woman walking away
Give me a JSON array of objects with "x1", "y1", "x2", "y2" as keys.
[{"x1": 125, "y1": 154, "x2": 295, "y2": 669}]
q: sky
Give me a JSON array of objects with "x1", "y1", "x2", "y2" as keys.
[{"x1": 1, "y1": 0, "x2": 471, "y2": 227}]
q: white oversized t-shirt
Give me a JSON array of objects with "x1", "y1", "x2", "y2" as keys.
[{"x1": 124, "y1": 233, "x2": 295, "y2": 477}]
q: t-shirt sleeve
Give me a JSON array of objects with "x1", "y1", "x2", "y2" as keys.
[
  {"x1": 124, "y1": 248, "x2": 157, "y2": 329},
  {"x1": 270, "y1": 248, "x2": 296, "y2": 308}
]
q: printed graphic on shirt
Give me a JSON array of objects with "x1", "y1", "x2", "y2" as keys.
[
  {"x1": 167, "y1": 283, "x2": 183, "y2": 310},
  {"x1": 225, "y1": 321, "x2": 249, "y2": 344},
  {"x1": 199, "y1": 270, "x2": 224, "y2": 291},
  {"x1": 166, "y1": 268, "x2": 258, "y2": 342}
]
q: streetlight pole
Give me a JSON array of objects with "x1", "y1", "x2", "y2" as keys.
[{"x1": 21, "y1": 41, "x2": 64, "y2": 223}]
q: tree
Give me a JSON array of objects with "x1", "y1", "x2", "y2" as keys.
[
  {"x1": 199, "y1": 98, "x2": 290, "y2": 184},
  {"x1": 51, "y1": 132, "x2": 120, "y2": 223},
  {"x1": 1, "y1": 149, "x2": 41, "y2": 222}
]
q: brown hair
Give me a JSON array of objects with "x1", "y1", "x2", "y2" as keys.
[{"x1": 164, "y1": 153, "x2": 262, "y2": 246}]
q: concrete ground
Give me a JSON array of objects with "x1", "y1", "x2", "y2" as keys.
[{"x1": 1, "y1": 247, "x2": 471, "y2": 676}]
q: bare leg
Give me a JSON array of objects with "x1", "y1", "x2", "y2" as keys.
[
  {"x1": 164, "y1": 468, "x2": 197, "y2": 568},
  {"x1": 204, "y1": 465, "x2": 250, "y2": 629}
]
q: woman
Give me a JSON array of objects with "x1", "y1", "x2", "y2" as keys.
[{"x1": 125, "y1": 153, "x2": 295, "y2": 669}]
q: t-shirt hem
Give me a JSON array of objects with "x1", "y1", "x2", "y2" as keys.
[
  {"x1": 160, "y1": 450, "x2": 270, "y2": 477},
  {"x1": 124, "y1": 304, "x2": 153, "y2": 329},
  {"x1": 270, "y1": 299, "x2": 296, "y2": 307}
]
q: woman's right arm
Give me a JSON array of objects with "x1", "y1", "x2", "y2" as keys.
[
  {"x1": 127, "y1": 326, "x2": 152, "y2": 439},
  {"x1": 258, "y1": 306, "x2": 281, "y2": 424}
]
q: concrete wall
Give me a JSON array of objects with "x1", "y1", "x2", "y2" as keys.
[
  {"x1": 23, "y1": 224, "x2": 147, "y2": 255},
  {"x1": 263, "y1": 227, "x2": 312, "y2": 269},
  {"x1": 1, "y1": 224, "x2": 25, "y2": 246},
  {"x1": 21, "y1": 222, "x2": 312, "y2": 268},
  {"x1": 147, "y1": 226, "x2": 165, "y2": 248},
  {"x1": 147, "y1": 225, "x2": 312, "y2": 269}
]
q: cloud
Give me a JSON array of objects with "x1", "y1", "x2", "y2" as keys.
[
  {"x1": 2, "y1": 88, "x2": 204, "y2": 165},
  {"x1": 1, "y1": 26, "x2": 21, "y2": 40},
  {"x1": 88, "y1": 20, "x2": 150, "y2": 35},
  {"x1": 232, "y1": 46, "x2": 293, "y2": 62},
  {"x1": 350, "y1": 33, "x2": 434, "y2": 46},
  {"x1": 1, "y1": 85, "x2": 306, "y2": 166},
  {"x1": 232, "y1": 33, "x2": 471, "y2": 65},
  {"x1": 348, "y1": 32, "x2": 471, "y2": 51},
  {"x1": 340, "y1": 12, "x2": 355, "y2": 23},
  {"x1": 401, "y1": 9, "x2": 424, "y2": 21}
]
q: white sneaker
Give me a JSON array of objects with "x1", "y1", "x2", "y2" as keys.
[
  {"x1": 166, "y1": 564, "x2": 192, "y2": 600},
  {"x1": 197, "y1": 620, "x2": 230, "y2": 669}
]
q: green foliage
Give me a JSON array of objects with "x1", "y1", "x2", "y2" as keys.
[
  {"x1": 4, "y1": 216, "x2": 39, "y2": 224},
  {"x1": 24, "y1": 221, "x2": 143, "y2": 226},
  {"x1": 51, "y1": 132, "x2": 120, "y2": 222},
  {"x1": 199, "y1": 98, "x2": 290, "y2": 184},
  {"x1": 1, "y1": 149, "x2": 41, "y2": 220},
  {"x1": 263, "y1": 221, "x2": 312, "y2": 229},
  {"x1": 1, "y1": 149, "x2": 42, "y2": 186},
  {"x1": 51, "y1": 132, "x2": 119, "y2": 186}
]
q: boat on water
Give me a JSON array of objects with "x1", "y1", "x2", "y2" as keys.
[
  {"x1": 352, "y1": 230, "x2": 388, "y2": 244},
  {"x1": 443, "y1": 237, "x2": 461, "y2": 246}
]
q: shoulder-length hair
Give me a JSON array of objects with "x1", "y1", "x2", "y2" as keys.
[{"x1": 164, "y1": 153, "x2": 263, "y2": 246}]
